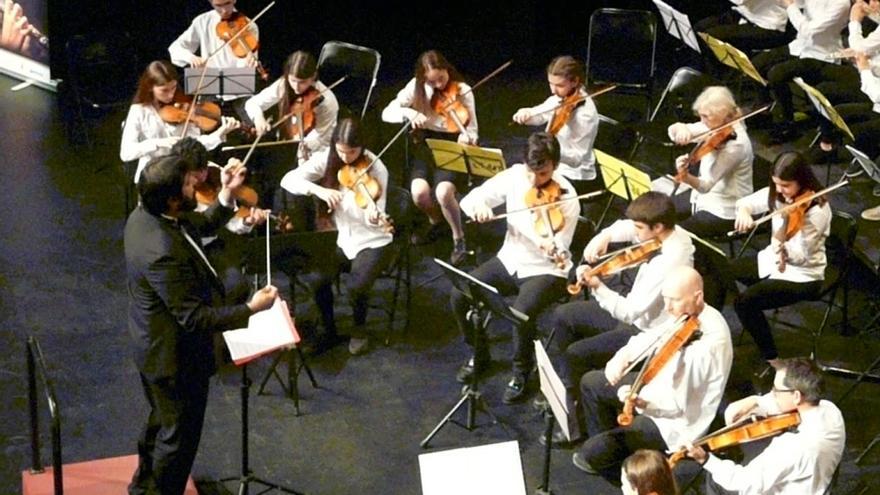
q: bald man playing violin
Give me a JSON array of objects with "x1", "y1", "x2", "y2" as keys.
[
  {"x1": 685, "y1": 357, "x2": 845, "y2": 495},
  {"x1": 571, "y1": 266, "x2": 732, "y2": 485}
]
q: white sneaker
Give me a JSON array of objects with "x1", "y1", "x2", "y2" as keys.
[{"x1": 862, "y1": 205, "x2": 880, "y2": 221}]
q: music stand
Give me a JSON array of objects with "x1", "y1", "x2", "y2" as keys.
[
  {"x1": 594, "y1": 149, "x2": 653, "y2": 228},
  {"x1": 795, "y1": 77, "x2": 855, "y2": 141},
  {"x1": 533, "y1": 340, "x2": 570, "y2": 495},
  {"x1": 425, "y1": 138, "x2": 506, "y2": 188},
  {"x1": 184, "y1": 66, "x2": 258, "y2": 97},
  {"x1": 698, "y1": 33, "x2": 768, "y2": 86},
  {"x1": 420, "y1": 258, "x2": 528, "y2": 449},
  {"x1": 653, "y1": 0, "x2": 700, "y2": 53}
]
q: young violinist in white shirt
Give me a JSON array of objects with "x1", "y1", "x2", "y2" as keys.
[
  {"x1": 168, "y1": 0, "x2": 260, "y2": 73},
  {"x1": 381, "y1": 50, "x2": 478, "y2": 265},
  {"x1": 451, "y1": 132, "x2": 578, "y2": 404},
  {"x1": 120, "y1": 60, "x2": 239, "y2": 184}
]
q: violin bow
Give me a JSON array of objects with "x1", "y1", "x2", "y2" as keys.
[
  {"x1": 619, "y1": 314, "x2": 689, "y2": 378},
  {"x1": 438, "y1": 59, "x2": 513, "y2": 116},
  {"x1": 470, "y1": 190, "x2": 605, "y2": 223},
  {"x1": 684, "y1": 105, "x2": 771, "y2": 145},
  {"x1": 523, "y1": 84, "x2": 619, "y2": 121},
  {"x1": 270, "y1": 75, "x2": 348, "y2": 133},
  {"x1": 181, "y1": 1, "x2": 276, "y2": 136}
]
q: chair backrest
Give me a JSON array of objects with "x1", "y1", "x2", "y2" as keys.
[
  {"x1": 825, "y1": 210, "x2": 857, "y2": 286},
  {"x1": 385, "y1": 185, "x2": 414, "y2": 240},
  {"x1": 648, "y1": 66, "x2": 717, "y2": 123},
  {"x1": 586, "y1": 9, "x2": 657, "y2": 88},
  {"x1": 317, "y1": 41, "x2": 381, "y2": 119},
  {"x1": 65, "y1": 31, "x2": 139, "y2": 110}
]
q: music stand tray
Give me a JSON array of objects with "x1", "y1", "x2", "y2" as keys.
[
  {"x1": 420, "y1": 258, "x2": 528, "y2": 449},
  {"x1": 699, "y1": 33, "x2": 768, "y2": 86},
  {"x1": 184, "y1": 66, "x2": 258, "y2": 97},
  {"x1": 425, "y1": 138, "x2": 506, "y2": 187}
]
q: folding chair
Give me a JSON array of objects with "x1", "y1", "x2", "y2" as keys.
[
  {"x1": 317, "y1": 41, "x2": 381, "y2": 119},
  {"x1": 586, "y1": 8, "x2": 658, "y2": 123}
]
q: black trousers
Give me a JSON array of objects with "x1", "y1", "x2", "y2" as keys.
[
  {"x1": 129, "y1": 372, "x2": 210, "y2": 495},
  {"x1": 312, "y1": 245, "x2": 395, "y2": 338},
  {"x1": 695, "y1": 11, "x2": 795, "y2": 52},
  {"x1": 449, "y1": 256, "x2": 567, "y2": 374},
  {"x1": 819, "y1": 103, "x2": 880, "y2": 158}
]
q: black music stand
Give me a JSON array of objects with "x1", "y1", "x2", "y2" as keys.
[
  {"x1": 184, "y1": 66, "x2": 258, "y2": 98},
  {"x1": 221, "y1": 363, "x2": 305, "y2": 495},
  {"x1": 533, "y1": 340, "x2": 571, "y2": 495},
  {"x1": 247, "y1": 231, "x2": 337, "y2": 414},
  {"x1": 420, "y1": 258, "x2": 529, "y2": 449}
]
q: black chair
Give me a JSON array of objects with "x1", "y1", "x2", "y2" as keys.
[
  {"x1": 586, "y1": 8, "x2": 658, "y2": 123},
  {"x1": 317, "y1": 41, "x2": 381, "y2": 119},
  {"x1": 63, "y1": 31, "x2": 139, "y2": 147}
]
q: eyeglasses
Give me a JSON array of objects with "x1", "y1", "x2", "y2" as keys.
[{"x1": 772, "y1": 387, "x2": 797, "y2": 394}]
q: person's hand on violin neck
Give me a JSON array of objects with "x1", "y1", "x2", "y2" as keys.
[
  {"x1": 575, "y1": 264, "x2": 602, "y2": 291},
  {"x1": 685, "y1": 443, "x2": 709, "y2": 465}
]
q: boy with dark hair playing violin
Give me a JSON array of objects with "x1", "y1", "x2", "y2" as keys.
[
  {"x1": 572, "y1": 266, "x2": 732, "y2": 484},
  {"x1": 168, "y1": 0, "x2": 260, "y2": 75},
  {"x1": 450, "y1": 132, "x2": 578, "y2": 404},
  {"x1": 512, "y1": 56, "x2": 600, "y2": 196},
  {"x1": 280, "y1": 116, "x2": 394, "y2": 356},
  {"x1": 543, "y1": 192, "x2": 694, "y2": 447},
  {"x1": 685, "y1": 357, "x2": 845, "y2": 494}
]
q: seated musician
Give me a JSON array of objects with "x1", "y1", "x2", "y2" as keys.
[
  {"x1": 572, "y1": 266, "x2": 733, "y2": 482},
  {"x1": 703, "y1": 151, "x2": 831, "y2": 365},
  {"x1": 545, "y1": 191, "x2": 693, "y2": 446},
  {"x1": 667, "y1": 86, "x2": 754, "y2": 239},
  {"x1": 451, "y1": 132, "x2": 578, "y2": 404},
  {"x1": 694, "y1": 0, "x2": 794, "y2": 53},
  {"x1": 120, "y1": 60, "x2": 240, "y2": 184},
  {"x1": 381, "y1": 50, "x2": 478, "y2": 265},
  {"x1": 512, "y1": 56, "x2": 600, "y2": 197},
  {"x1": 279, "y1": 116, "x2": 394, "y2": 356},
  {"x1": 685, "y1": 357, "x2": 845, "y2": 494},
  {"x1": 621, "y1": 449, "x2": 678, "y2": 495}
]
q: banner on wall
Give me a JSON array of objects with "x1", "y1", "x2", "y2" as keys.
[{"x1": 0, "y1": 0, "x2": 56, "y2": 91}]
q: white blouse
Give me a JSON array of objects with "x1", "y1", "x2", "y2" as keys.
[
  {"x1": 381, "y1": 77, "x2": 479, "y2": 144},
  {"x1": 786, "y1": 0, "x2": 849, "y2": 62}
]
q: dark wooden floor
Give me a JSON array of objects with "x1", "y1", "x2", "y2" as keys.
[{"x1": 2, "y1": 38, "x2": 880, "y2": 494}]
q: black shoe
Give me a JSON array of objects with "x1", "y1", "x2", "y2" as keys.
[
  {"x1": 572, "y1": 452, "x2": 600, "y2": 475},
  {"x1": 450, "y1": 238, "x2": 472, "y2": 266},
  {"x1": 502, "y1": 372, "x2": 529, "y2": 404},
  {"x1": 456, "y1": 355, "x2": 490, "y2": 383},
  {"x1": 539, "y1": 428, "x2": 583, "y2": 449},
  {"x1": 410, "y1": 222, "x2": 448, "y2": 246}
]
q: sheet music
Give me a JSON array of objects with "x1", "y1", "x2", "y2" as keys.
[
  {"x1": 419, "y1": 441, "x2": 527, "y2": 495},
  {"x1": 534, "y1": 340, "x2": 570, "y2": 441},
  {"x1": 653, "y1": 0, "x2": 701, "y2": 53},
  {"x1": 223, "y1": 298, "x2": 300, "y2": 365},
  {"x1": 846, "y1": 145, "x2": 880, "y2": 182},
  {"x1": 794, "y1": 77, "x2": 854, "y2": 141}
]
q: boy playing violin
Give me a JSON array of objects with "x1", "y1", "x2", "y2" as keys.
[
  {"x1": 168, "y1": 0, "x2": 260, "y2": 74},
  {"x1": 686, "y1": 357, "x2": 845, "y2": 495},
  {"x1": 450, "y1": 132, "x2": 578, "y2": 404},
  {"x1": 572, "y1": 267, "x2": 732, "y2": 484}
]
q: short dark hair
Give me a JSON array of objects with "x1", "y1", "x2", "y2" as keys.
[
  {"x1": 773, "y1": 357, "x2": 823, "y2": 405},
  {"x1": 138, "y1": 155, "x2": 186, "y2": 216},
  {"x1": 170, "y1": 137, "x2": 208, "y2": 173},
  {"x1": 526, "y1": 132, "x2": 560, "y2": 171},
  {"x1": 625, "y1": 191, "x2": 677, "y2": 229}
]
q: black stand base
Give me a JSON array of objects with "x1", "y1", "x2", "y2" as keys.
[
  {"x1": 222, "y1": 365, "x2": 305, "y2": 495},
  {"x1": 535, "y1": 405, "x2": 555, "y2": 495},
  {"x1": 257, "y1": 347, "x2": 318, "y2": 416},
  {"x1": 420, "y1": 381, "x2": 500, "y2": 449}
]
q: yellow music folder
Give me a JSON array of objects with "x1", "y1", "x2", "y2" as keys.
[
  {"x1": 793, "y1": 77, "x2": 855, "y2": 141},
  {"x1": 699, "y1": 33, "x2": 768, "y2": 86},
  {"x1": 425, "y1": 138, "x2": 506, "y2": 179},
  {"x1": 595, "y1": 149, "x2": 652, "y2": 200}
]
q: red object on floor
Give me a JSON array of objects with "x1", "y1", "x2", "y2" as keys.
[{"x1": 22, "y1": 454, "x2": 197, "y2": 494}]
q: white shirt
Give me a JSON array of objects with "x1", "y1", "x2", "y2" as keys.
[
  {"x1": 736, "y1": 187, "x2": 830, "y2": 282},
  {"x1": 730, "y1": 0, "x2": 789, "y2": 32},
  {"x1": 119, "y1": 103, "x2": 224, "y2": 183},
  {"x1": 244, "y1": 79, "x2": 339, "y2": 156},
  {"x1": 703, "y1": 398, "x2": 845, "y2": 494},
  {"x1": 610, "y1": 304, "x2": 733, "y2": 450},
  {"x1": 786, "y1": 0, "x2": 849, "y2": 62},
  {"x1": 280, "y1": 149, "x2": 393, "y2": 260},
  {"x1": 518, "y1": 87, "x2": 599, "y2": 181},
  {"x1": 860, "y1": 68, "x2": 880, "y2": 113},
  {"x1": 168, "y1": 9, "x2": 259, "y2": 74},
  {"x1": 459, "y1": 164, "x2": 579, "y2": 279},
  {"x1": 588, "y1": 222, "x2": 695, "y2": 331},
  {"x1": 679, "y1": 121, "x2": 754, "y2": 220},
  {"x1": 381, "y1": 77, "x2": 479, "y2": 144}
]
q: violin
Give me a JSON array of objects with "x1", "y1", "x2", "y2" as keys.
[
  {"x1": 431, "y1": 81, "x2": 470, "y2": 135},
  {"x1": 667, "y1": 412, "x2": 801, "y2": 468},
  {"x1": 158, "y1": 94, "x2": 223, "y2": 133},
  {"x1": 567, "y1": 238, "x2": 662, "y2": 295},
  {"x1": 285, "y1": 87, "x2": 323, "y2": 140},
  {"x1": 194, "y1": 165, "x2": 260, "y2": 219},
  {"x1": 618, "y1": 315, "x2": 702, "y2": 427},
  {"x1": 336, "y1": 156, "x2": 395, "y2": 233},
  {"x1": 525, "y1": 180, "x2": 568, "y2": 269},
  {"x1": 547, "y1": 92, "x2": 586, "y2": 135},
  {"x1": 215, "y1": 11, "x2": 269, "y2": 80},
  {"x1": 686, "y1": 125, "x2": 735, "y2": 167}
]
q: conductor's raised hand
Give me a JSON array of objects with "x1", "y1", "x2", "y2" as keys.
[{"x1": 247, "y1": 285, "x2": 278, "y2": 312}]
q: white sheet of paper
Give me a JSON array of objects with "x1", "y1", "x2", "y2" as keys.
[
  {"x1": 418, "y1": 441, "x2": 527, "y2": 495},
  {"x1": 534, "y1": 340, "x2": 570, "y2": 441},
  {"x1": 651, "y1": 175, "x2": 691, "y2": 195},
  {"x1": 653, "y1": 0, "x2": 700, "y2": 53},
  {"x1": 223, "y1": 298, "x2": 299, "y2": 365}
]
